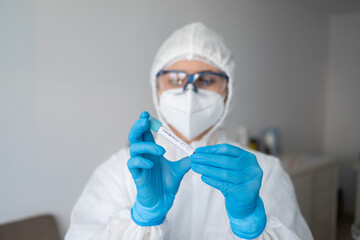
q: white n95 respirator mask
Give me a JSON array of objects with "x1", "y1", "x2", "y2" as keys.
[{"x1": 159, "y1": 88, "x2": 225, "y2": 141}]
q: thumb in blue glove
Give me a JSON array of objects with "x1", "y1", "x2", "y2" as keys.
[
  {"x1": 128, "y1": 111, "x2": 191, "y2": 226},
  {"x1": 190, "y1": 144, "x2": 266, "y2": 239}
]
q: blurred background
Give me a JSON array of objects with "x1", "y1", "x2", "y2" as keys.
[{"x1": 0, "y1": 0, "x2": 359, "y2": 239}]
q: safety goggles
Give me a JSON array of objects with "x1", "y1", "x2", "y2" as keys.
[{"x1": 156, "y1": 70, "x2": 229, "y2": 93}]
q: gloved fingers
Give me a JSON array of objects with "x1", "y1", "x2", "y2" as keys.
[
  {"x1": 229, "y1": 184, "x2": 262, "y2": 209},
  {"x1": 192, "y1": 163, "x2": 249, "y2": 184},
  {"x1": 195, "y1": 144, "x2": 243, "y2": 157},
  {"x1": 228, "y1": 172, "x2": 263, "y2": 202},
  {"x1": 130, "y1": 142, "x2": 165, "y2": 157},
  {"x1": 128, "y1": 111, "x2": 155, "y2": 144},
  {"x1": 141, "y1": 114, "x2": 155, "y2": 143},
  {"x1": 195, "y1": 144, "x2": 259, "y2": 166},
  {"x1": 128, "y1": 156, "x2": 155, "y2": 170},
  {"x1": 201, "y1": 175, "x2": 262, "y2": 201},
  {"x1": 190, "y1": 153, "x2": 241, "y2": 170},
  {"x1": 191, "y1": 152, "x2": 258, "y2": 171},
  {"x1": 127, "y1": 156, "x2": 153, "y2": 185},
  {"x1": 242, "y1": 170, "x2": 263, "y2": 191},
  {"x1": 169, "y1": 157, "x2": 191, "y2": 180},
  {"x1": 200, "y1": 175, "x2": 234, "y2": 195}
]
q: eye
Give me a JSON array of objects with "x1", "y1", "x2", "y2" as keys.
[{"x1": 197, "y1": 75, "x2": 216, "y2": 87}]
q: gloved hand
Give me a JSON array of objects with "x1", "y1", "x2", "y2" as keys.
[
  {"x1": 190, "y1": 144, "x2": 266, "y2": 239},
  {"x1": 128, "y1": 111, "x2": 191, "y2": 226}
]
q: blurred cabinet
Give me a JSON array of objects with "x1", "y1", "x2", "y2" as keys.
[{"x1": 281, "y1": 155, "x2": 338, "y2": 240}]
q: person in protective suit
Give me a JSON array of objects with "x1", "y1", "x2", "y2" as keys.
[{"x1": 65, "y1": 22, "x2": 313, "y2": 240}]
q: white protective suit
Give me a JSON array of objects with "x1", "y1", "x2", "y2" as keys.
[{"x1": 65, "y1": 22, "x2": 313, "y2": 240}]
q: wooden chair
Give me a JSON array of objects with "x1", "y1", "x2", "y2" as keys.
[{"x1": 0, "y1": 214, "x2": 60, "y2": 240}]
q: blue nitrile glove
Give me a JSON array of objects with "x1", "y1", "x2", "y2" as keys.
[
  {"x1": 190, "y1": 144, "x2": 266, "y2": 239},
  {"x1": 128, "y1": 111, "x2": 191, "y2": 226}
]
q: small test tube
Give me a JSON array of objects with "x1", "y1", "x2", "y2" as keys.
[{"x1": 149, "y1": 116, "x2": 195, "y2": 156}]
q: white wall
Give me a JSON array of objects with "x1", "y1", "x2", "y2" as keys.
[
  {"x1": 0, "y1": 0, "x2": 39, "y2": 227},
  {"x1": 324, "y1": 13, "x2": 360, "y2": 213},
  {"x1": 0, "y1": 0, "x2": 329, "y2": 237}
]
